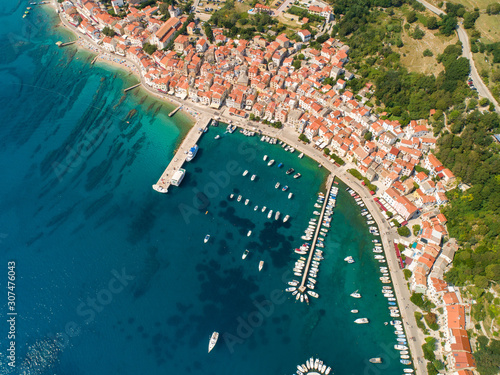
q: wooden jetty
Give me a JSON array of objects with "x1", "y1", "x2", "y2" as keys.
[
  {"x1": 168, "y1": 105, "x2": 182, "y2": 117},
  {"x1": 124, "y1": 83, "x2": 141, "y2": 92},
  {"x1": 152, "y1": 114, "x2": 212, "y2": 194},
  {"x1": 298, "y1": 175, "x2": 335, "y2": 293}
]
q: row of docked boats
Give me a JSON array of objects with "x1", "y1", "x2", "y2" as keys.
[
  {"x1": 260, "y1": 135, "x2": 277, "y2": 144},
  {"x1": 279, "y1": 139, "x2": 295, "y2": 153},
  {"x1": 295, "y1": 358, "x2": 331, "y2": 375},
  {"x1": 227, "y1": 193, "x2": 290, "y2": 222},
  {"x1": 239, "y1": 128, "x2": 256, "y2": 136},
  {"x1": 263, "y1": 155, "x2": 302, "y2": 179}
]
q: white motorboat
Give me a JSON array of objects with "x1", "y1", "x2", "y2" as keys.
[
  {"x1": 267, "y1": 210, "x2": 273, "y2": 219},
  {"x1": 243, "y1": 170, "x2": 248, "y2": 176},
  {"x1": 214, "y1": 135, "x2": 220, "y2": 139},
  {"x1": 288, "y1": 280, "x2": 299, "y2": 286},
  {"x1": 286, "y1": 287, "x2": 296, "y2": 292},
  {"x1": 298, "y1": 152, "x2": 304, "y2": 158},
  {"x1": 275, "y1": 211, "x2": 280, "y2": 220},
  {"x1": 245, "y1": 199, "x2": 249, "y2": 205},
  {"x1": 283, "y1": 215, "x2": 290, "y2": 222},
  {"x1": 394, "y1": 345, "x2": 408, "y2": 351},
  {"x1": 288, "y1": 192, "x2": 293, "y2": 199},
  {"x1": 247, "y1": 230, "x2": 252, "y2": 237},
  {"x1": 237, "y1": 195, "x2": 242, "y2": 202},
  {"x1": 351, "y1": 309, "x2": 359, "y2": 313},
  {"x1": 242, "y1": 249, "x2": 249, "y2": 259},
  {"x1": 204, "y1": 234, "x2": 210, "y2": 243},
  {"x1": 229, "y1": 193, "x2": 234, "y2": 199},
  {"x1": 344, "y1": 256, "x2": 355, "y2": 263},
  {"x1": 208, "y1": 332, "x2": 219, "y2": 353},
  {"x1": 268, "y1": 159, "x2": 275, "y2": 166},
  {"x1": 262, "y1": 206, "x2": 267, "y2": 212},
  {"x1": 354, "y1": 318, "x2": 369, "y2": 324},
  {"x1": 259, "y1": 260, "x2": 264, "y2": 271},
  {"x1": 254, "y1": 205, "x2": 258, "y2": 211},
  {"x1": 251, "y1": 174, "x2": 256, "y2": 181},
  {"x1": 307, "y1": 290, "x2": 319, "y2": 298},
  {"x1": 275, "y1": 182, "x2": 280, "y2": 189},
  {"x1": 263, "y1": 155, "x2": 268, "y2": 161}
]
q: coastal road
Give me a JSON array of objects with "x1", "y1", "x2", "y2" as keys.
[
  {"x1": 56, "y1": 8, "x2": 426, "y2": 372},
  {"x1": 416, "y1": 0, "x2": 500, "y2": 112}
]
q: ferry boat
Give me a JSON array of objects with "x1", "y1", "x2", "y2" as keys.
[
  {"x1": 350, "y1": 291, "x2": 361, "y2": 298},
  {"x1": 354, "y1": 318, "x2": 369, "y2": 324},
  {"x1": 263, "y1": 155, "x2": 268, "y2": 161},
  {"x1": 251, "y1": 174, "x2": 256, "y2": 181},
  {"x1": 237, "y1": 195, "x2": 242, "y2": 202},
  {"x1": 208, "y1": 331, "x2": 219, "y2": 353},
  {"x1": 288, "y1": 192, "x2": 293, "y2": 199},
  {"x1": 282, "y1": 185, "x2": 288, "y2": 191},
  {"x1": 204, "y1": 234, "x2": 210, "y2": 243},
  {"x1": 171, "y1": 168, "x2": 186, "y2": 187},
  {"x1": 186, "y1": 145, "x2": 198, "y2": 161},
  {"x1": 259, "y1": 260, "x2": 264, "y2": 271},
  {"x1": 283, "y1": 215, "x2": 290, "y2": 222},
  {"x1": 245, "y1": 199, "x2": 249, "y2": 205},
  {"x1": 275, "y1": 182, "x2": 280, "y2": 189},
  {"x1": 293, "y1": 173, "x2": 301, "y2": 179},
  {"x1": 242, "y1": 249, "x2": 249, "y2": 259},
  {"x1": 262, "y1": 206, "x2": 267, "y2": 212},
  {"x1": 369, "y1": 358, "x2": 383, "y2": 364},
  {"x1": 286, "y1": 168, "x2": 295, "y2": 175},
  {"x1": 267, "y1": 210, "x2": 273, "y2": 219},
  {"x1": 247, "y1": 230, "x2": 252, "y2": 237},
  {"x1": 268, "y1": 159, "x2": 275, "y2": 166}
]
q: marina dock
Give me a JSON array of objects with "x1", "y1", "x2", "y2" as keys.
[
  {"x1": 168, "y1": 105, "x2": 182, "y2": 117},
  {"x1": 298, "y1": 175, "x2": 335, "y2": 293},
  {"x1": 152, "y1": 114, "x2": 212, "y2": 193},
  {"x1": 124, "y1": 83, "x2": 141, "y2": 92}
]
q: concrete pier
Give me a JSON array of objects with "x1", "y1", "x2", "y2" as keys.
[
  {"x1": 56, "y1": 40, "x2": 76, "y2": 47},
  {"x1": 168, "y1": 105, "x2": 182, "y2": 117},
  {"x1": 124, "y1": 83, "x2": 141, "y2": 92},
  {"x1": 152, "y1": 114, "x2": 212, "y2": 193},
  {"x1": 298, "y1": 174, "x2": 335, "y2": 292}
]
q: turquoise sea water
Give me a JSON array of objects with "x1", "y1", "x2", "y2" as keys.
[{"x1": 0, "y1": 3, "x2": 406, "y2": 375}]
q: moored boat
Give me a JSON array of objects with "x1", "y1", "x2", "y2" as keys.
[
  {"x1": 208, "y1": 332, "x2": 219, "y2": 353},
  {"x1": 294, "y1": 173, "x2": 301, "y2": 179},
  {"x1": 354, "y1": 318, "x2": 369, "y2": 324},
  {"x1": 283, "y1": 215, "x2": 290, "y2": 222},
  {"x1": 288, "y1": 192, "x2": 293, "y2": 199},
  {"x1": 204, "y1": 234, "x2": 210, "y2": 243},
  {"x1": 259, "y1": 260, "x2": 264, "y2": 271},
  {"x1": 268, "y1": 159, "x2": 275, "y2": 166},
  {"x1": 251, "y1": 174, "x2": 256, "y2": 181},
  {"x1": 369, "y1": 358, "x2": 383, "y2": 364},
  {"x1": 275, "y1": 182, "x2": 280, "y2": 189},
  {"x1": 242, "y1": 249, "x2": 249, "y2": 259},
  {"x1": 186, "y1": 145, "x2": 198, "y2": 162}
]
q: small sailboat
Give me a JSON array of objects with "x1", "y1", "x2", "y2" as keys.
[
  {"x1": 259, "y1": 260, "x2": 264, "y2": 271},
  {"x1": 208, "y1": 332, "x2": 219, "y2": 353}
]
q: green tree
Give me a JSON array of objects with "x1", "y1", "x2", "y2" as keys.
[
  {"x1": 412, "y1": 26, "x2": 425, "y2": 40},
  {"x1": 406, "y1": 10, "x2": 417, "y2": 23},
  {"x1": 486, "y1": 3, "x2": 500, "y2": 15},
  {"x1": 293, "y1": 59, "x2": 301, "y2": 70},
  {"x1": 102, "y1": 26, "x2": 116, "y2": 37},
  {"x1": 143, "y1": 42, "x2": 157, "y2": 55},
  {"x1": 204, "y1": 24, "x2": 214, "y2": 43},
  {"x1": 423, "y1": 49, "x2": 433, "y2": 57},
  {"x1": 403, "y1": 269, "x2": 412, "y2": 280},
  {"x1": 426, "y1": 16, "x2": 438, "y2": 30},
  {"x1": 299, "y1": 134, "x2": 310, "y2": 143},
  {"x1": 412, "y1": 224, "x2": 421, "y2": 236},
  {"x1": 398, "y1": 226, "x2": 411, "y2": 237},
  {"x1": 364, "y1": 131, "x2": 372, "y2": 141}
]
